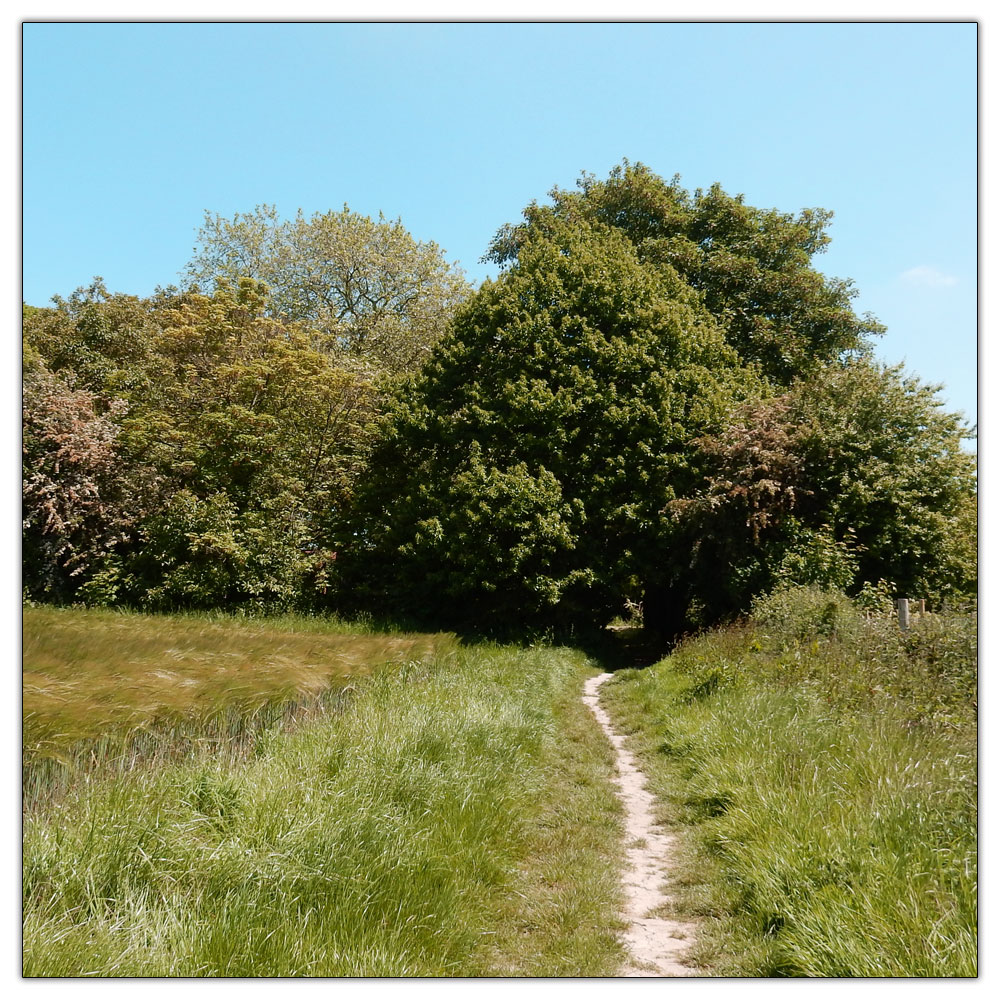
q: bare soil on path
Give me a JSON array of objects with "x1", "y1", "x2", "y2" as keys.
[{"x1": 582, "y1": 672, "x2": 698, "y2": 977}]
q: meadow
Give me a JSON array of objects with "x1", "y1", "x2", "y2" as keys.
[
  {"x1": 22, "y1": 607, "x2": 626, "y2": 977},
  {"x1": 22, "y1": 593, "x2": 977, "y2": 977},
  {"x1": 23, "y1": 606, "x2": 455, "y2": 807},
  {"x1": 600, "y1": 588, "x2": 978, "y2": 977}
]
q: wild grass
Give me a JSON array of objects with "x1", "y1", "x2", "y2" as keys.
[
  {"x1": 23, "y1": 606, "x2": 455, "y2": 808},
  {"x1": 601, "y1": 588, "x2": 977, "y2": 977},
  {"x1": 23, "y1": 611, "x2": 625, "y2": 977}
]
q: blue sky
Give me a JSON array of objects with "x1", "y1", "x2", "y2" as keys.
[{"x1": 22, "y1": 20, "x2": 977, "y2": 428}]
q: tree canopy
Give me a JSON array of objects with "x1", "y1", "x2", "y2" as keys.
[
  {"x1": 23, "y1": 280, "x2": 378, "y2": 609},
  {"x1": 487, "y1": 161, "x2": 884, "y2": 384},
  {"x1": 185, "y1": 205, "x2": 470, "y2": 376},
  {"x1": 24, "y1": 166, "x2": 976, "y2": 631},
  {"x1": 668, "y1": 359, "x2": 977, "y2": 626},
  {"x1": 343, "y1": 163, "x2": 974, "y2": 635},
  {"x1": 341, "y1": 214, "x2": 759, "y2": 631}
]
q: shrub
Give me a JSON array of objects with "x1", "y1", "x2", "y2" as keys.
[{"x1": 750, "y1": 585, "x2": 860, "y2": 640}]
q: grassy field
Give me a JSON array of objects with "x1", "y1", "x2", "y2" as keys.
[
  {"x1": 600, "y1": 588, "x2": 977, "y2": 977},
  {"x1": 25, "y1": 592, "x2": 975, "y2": 977},
  {"x1": 23, "y1": 606, "x2": 456, "y2": 806},
  {"x1": 23, "y1": 608, "x2": 626, "y2": 977}
]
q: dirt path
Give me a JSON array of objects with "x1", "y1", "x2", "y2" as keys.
[{"x1": 582, "y1": 672, "x2": 698, "y2": 977}]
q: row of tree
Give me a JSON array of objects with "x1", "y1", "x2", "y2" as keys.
[
  {"x1": 23, "y1": 163, "x2": 977, "y2": 635},
  {"x1": 23, "y1": 207, "x2": 468, "y2": 611}
]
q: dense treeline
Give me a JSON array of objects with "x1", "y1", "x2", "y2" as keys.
[
  {"x1": 23, "y1": 209, "x2": 470, "y2": 611},
  {"x1": 23, "y1": 164, "x2": 976, "y2": 632},
  {"x1": 342, "y1": 163, "x2": 975, "y2": 634}
]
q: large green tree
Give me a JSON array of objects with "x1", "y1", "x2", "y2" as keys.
[
  {"x1": 116, "y1": 280, "x2": 378, "y2": 609},
  {"x1": 344, "y1": 164, "x2": 973, "y2": 636},
  {"x1": 341, "y1": 216, "x2": 757, "y2": 632},
  {"x1": 185, "y1": 205, "x2": 471, "y2": 376}
]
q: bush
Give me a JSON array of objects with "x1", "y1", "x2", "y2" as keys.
[
  {"x1": 665, "y1": 585, "x2": 977, "y2": 726},
  {"x1": 123, "y1": 490, "x2": 312, "y2": 612},
  {"x1": 750, "y1": 585, "x2": 860, "y2": 640}
]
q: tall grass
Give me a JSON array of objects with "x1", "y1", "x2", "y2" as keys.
[
  {"x1": 602, "y1": 588, "x2": 977, "y2": 977},
  {"x1": 24, "y1": 606, "x2": 455, "y2": 808},
  {"x1": 23, "y1": 621, "x2": 625, "y2": 977}
]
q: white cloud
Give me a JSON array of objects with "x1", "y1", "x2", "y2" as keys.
[{"x1": 900, "y1": 266, "x2": 959, "y2": 288}]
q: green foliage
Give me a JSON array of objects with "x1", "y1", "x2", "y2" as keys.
[
  {"x1": 137, "y1": 281, "x2": 376, "y2": 494},
  {"x1": 115, "y1": 284, "x2": 377, "y2": 610},
  {"x1": 394, "y1": 446, "x2": 589, "y2": 623},
  {"x1": 346, "y1": 164, "x2": 975, "y2": 635},
  {"x1": 185, "y1": 204, "x2": 471, "y2": 375},
  {"x1": 750, "y1": 584, "x2": 860, "y2": 640},
  {"x1": 487, "y1": 160, "x2": 883, "y2": 383},
  {"x1": 126, "y1": 490, "x2": 311, "y2": 611},
  {"x1": 790, "y1": 360, "x2": 977, "y2": 601},
  {"x1": 671, "y1": 585, "x2": 978, "y2": 723},
  {"x1": 24, "y1": 168, "x2": 974, "y2": 630},
  {"x1": 23, "y1": 278, "x2": 158, "y2": 399},
  {"x1": 673, "y1": 359, "x2": 977, "y2": 620},
  {"x1": 23, "y1": 279, "x2": 376, "y2": 610},
  {"x1": 23, "y1": 283, "x2": 168, "y2": 602},
  {"x1": 344, "y1": 215, "x2": 756, "y2": 630}
]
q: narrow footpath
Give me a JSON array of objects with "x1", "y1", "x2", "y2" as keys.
[{"x1": 582, "y1": 672, "x2": 698, "y2": 977}]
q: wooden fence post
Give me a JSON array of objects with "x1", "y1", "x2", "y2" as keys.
[{"x1": 896, "y1": 598, "x2": 910, "y2": 631}]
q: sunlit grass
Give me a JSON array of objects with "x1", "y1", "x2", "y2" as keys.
[
  {"x1": 601, "y1": 601, "x2": 977, "y2": 978},
  {"x1": 23, "y1": 627, "x2": 625, "y2": 977},
  {"x1": 23, "y1": 606, "x2": 457, "y2": 808}
]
